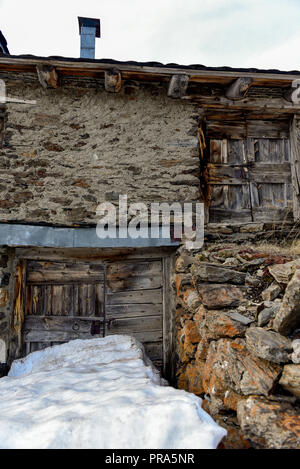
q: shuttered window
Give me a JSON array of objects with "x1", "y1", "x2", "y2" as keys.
[{"x1": 205, "y1": 118, "x2": 293, "y2": 223}]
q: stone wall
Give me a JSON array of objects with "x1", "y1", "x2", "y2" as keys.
[
  {"x1": 175, "y1": 242, "x2": 300, "y2": 449},
  {"x1": 0, "y1": 75, "x2": 199, "y2": 226}
]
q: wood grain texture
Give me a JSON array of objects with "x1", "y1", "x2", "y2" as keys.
[
  {"x1": 225, "y1": 77, "x2": 253, "y2": 100},
  {"x1": 27, "y1": 261, "x2": 105, "y2": 284},
  {"x1": 208, "y1": 136, "x2": 293, "y2": 223},
  {"x1": 167, "y1": 74, "x2": 189, "y2": 98},
  {"x1": 22, "y1": 256, "x2": 167, "y2": 370},
  {"x1": 104, "y1": 69, "x2": 122, "y2": 93}
]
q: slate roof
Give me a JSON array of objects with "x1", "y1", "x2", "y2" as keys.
[{"x1": 3, "y1": 53, "x2": 300, "y2": 77}]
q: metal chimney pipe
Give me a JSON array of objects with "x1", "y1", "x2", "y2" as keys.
[{"x1": 78, "y1": 17, "x2": 100, "y2": 59}]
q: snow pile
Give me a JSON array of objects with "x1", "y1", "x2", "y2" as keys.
[{"x1": 0, "y1": 336, "x2": 226, "y2": 449}]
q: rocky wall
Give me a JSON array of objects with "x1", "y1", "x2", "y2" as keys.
[
  {"x1": 0, "y1": 76, "x2": 199, "y2": 226},
  {"x1": 175, "y1": 243, "x2": 300, "y2": 449}
]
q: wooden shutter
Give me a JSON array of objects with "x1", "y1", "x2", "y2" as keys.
[
  {"x1": 208, "y1": 139, "x2": 252, "y2": 223},
  {"x1": 207, "y1": 119, "x2": 293, "y2": 223}
]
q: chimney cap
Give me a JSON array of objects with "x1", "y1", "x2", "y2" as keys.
[{"x1": 78, "y1": 17, "x2": 101, "y2": 38}]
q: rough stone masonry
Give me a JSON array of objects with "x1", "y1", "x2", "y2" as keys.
[
  {"x1": 0, "y1": 76, "x2": 200, "y2": 225},
  {"x1": 175, "y1": 240, "x2": 300, "y2": 449}
]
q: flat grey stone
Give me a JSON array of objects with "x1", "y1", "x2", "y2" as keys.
[
  {"x1": 246, "y1": 327, "x2": 293, "y2": 364},
  {"x1": 258, "y1": 305, "x2": 280, "y2": 327}
]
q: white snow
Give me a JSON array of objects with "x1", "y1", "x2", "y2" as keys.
[{"x1": 0, "y1": 335, "x2": 226, "y2": 449}]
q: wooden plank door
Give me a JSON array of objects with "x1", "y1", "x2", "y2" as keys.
[
  {"x1": 22, "y1": 258, "x2": 166, "y2": 372},
  {"x1": 22, "y1": 261, "x2": 105, "y2": 354},
  {"x1": 105, "y1": 259, "x2": 164, "y2": 370}
]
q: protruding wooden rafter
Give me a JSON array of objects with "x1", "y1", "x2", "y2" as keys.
[
  {"x1": 225, "y1": 77, "x2": 253, "y2": 100},
  {"x1": 283, "y1": 79, "x2": 300, "y2": 103},
  {"x1": 36, "y1": 65, "x2": 58, "y2": 89},
  {"x1": 105, "y1": 69, "x2": 122, "y2": 93},
  {"x1": 167, "y1": 74, "x2": 189, "y2": 99}
]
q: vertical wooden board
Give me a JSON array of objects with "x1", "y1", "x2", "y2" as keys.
[
  {"x1": 253, "y1": 139, "x2": 259, "y2": 162},
  {"x1": 78, "y1": 284, "x2": 87, "y2": 316},
  {"x1": 284, "y1": 139, "x2": 291, "y2": 163},
  {"x1": 227, "y1": 140, "x2": 245, "y2": 164},
  {"x1": 95, "y1": 283, "x2": 104, "y2": 317},
  {"x1": 227, "y1": 184, "x2": 250, "y2": 210},
  {"x1": 257, "y1": 139, "x2": 270, "y2": 163},
  {"x1": 246, "y1": 138, "x2": 255, "y2": 163},
  {"x1": 86, "y1": 284, "x2": 95, "y2": 316},
  {"x1": 51, "y1": 285, "x2": 63, "y2": 316},
  {"x1": 210, "y1": 140, "x2": 222, "y2": 163},
  {"x1": 25, "y1": 285, "x2": 32, "y2": 316},
  {"x1": 44, "y1": 285, "x2": 52, "y2": 316},
  {"x1": 250, "y1": 182, "x2": 260, "y2": 208},
  {"x1": 257, "y1": 183, "x2": 285, "y2": 208},
  {"x1": 286, "y1": 182, "x2": 293, "y2": 208},
  {"x1": 62, "y1": 284, "x2": 73, "y2": 316},
  {"x1": 221, "y1": 139, "x2": 228, "y2": 163},
  {"x1": 78, "y1": 284, "x2": 84, "y2": 317},
  {"x1": 269, "y1": 139, "x2": 282, "y2": 163},
  {"x1": 242, "y1": 184, "x2": 252, "y2": 211},
  {"x1": 31, "y1": 285, "x2": 45, "y2": 316},
  {"x1": 60, "y1": 285, "x2": 66, "y2": 316},
  {"x1": 210, "y1": 185, "x2": 226, "y2": 208},
  {"x1": 162, "y1": 255, "x2": 176, "y2": 382},
  {"x1": 31, "y1": 286, "x2": 37, "y2": 315},
  {"x1": 73, "y1": 284, "x2": 79, "y2": 316}
]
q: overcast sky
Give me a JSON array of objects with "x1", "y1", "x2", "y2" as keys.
[{"x1": 1, "y1": 0, "x2": 300, "y2": 71}]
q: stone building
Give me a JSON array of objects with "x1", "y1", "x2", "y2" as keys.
[{"x1": 0, "y1": 20, "x2": 300, "y2": 448}]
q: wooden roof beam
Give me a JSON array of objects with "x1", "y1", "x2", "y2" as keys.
[
  {"x1": 167, "y1": 74, "x2": 189, "y2": 98},
  {"x1": 225, "y1": 77, "x2": 253, "y2": 100},
  {"x1": 105, "y1": 69, "x2": 122, "y2": 93},
  {"x1": 284, "y1": 80, "x2": 300, "y2": 103},
  {"x1": 36, "y1": 65, "x2": 58, "y2": 89}
]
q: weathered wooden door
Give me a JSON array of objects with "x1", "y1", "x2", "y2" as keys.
[
  {"x1": 105, "y1": 259, "x2": 164, "y2": 370},
  {"x1": 22, "y1": 258, "x2": 165, "y2": 370},
  {"x1": 208, "y1": 137, "x2": 293, "y2": 223},
  {"x1": 23, "y1": 261, "x2": 105, "y2": 355}
]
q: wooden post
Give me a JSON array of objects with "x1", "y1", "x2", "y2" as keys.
[
  {"x1": 290, "y1": 115, "x2": 300, "y2": 220},
  {"x1": 105, "y1": 69, "x2": 122, "y2": 93},
  {"x1": 167, "y1": 74, "x2": 189, "y2": 99},
  {"x1": 36, "y1": 65, "x2": 58, "y2": 89},
  {"x1": 225, "y1": 77, "x2": 253, "y2": 100}
]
